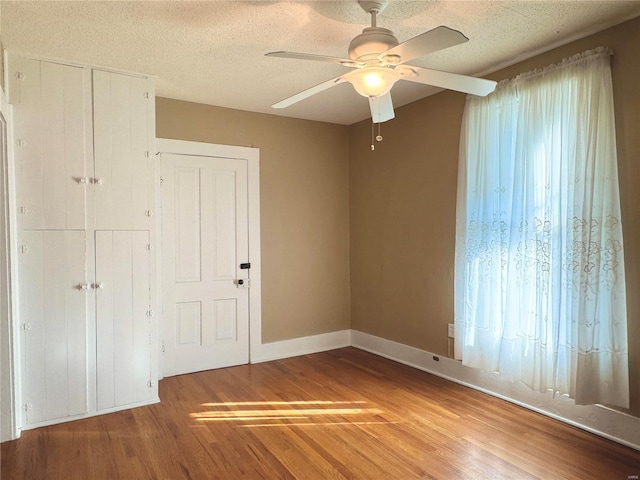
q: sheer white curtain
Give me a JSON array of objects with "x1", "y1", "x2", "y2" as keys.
[{"x1": 454, "y1": 48, "x2": 629, "y2": 408}]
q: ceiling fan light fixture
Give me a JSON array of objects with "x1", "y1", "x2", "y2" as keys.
[{"x1": 347, "y1": 67, "x2": 400, "y2": 98}]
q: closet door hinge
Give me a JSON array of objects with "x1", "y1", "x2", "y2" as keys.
[
  {"x1": 23, "y1": 402, "x2": 32, "y2": 412},
  {"x1": 16, "y1": 139, "x2": 27, "y2": 148},
  {"x1": 15, "y1": 72, "x2": 26, "y2": 81},
  {"x1": 18, "y1": 206, "x2": 29, "y2": 215},
  {"x1": 161, "y1": 340, "x2": 165, "y2": 353},
  {"x1": 18, "y1": 245, "x2": 29, "y2": 254},
  {"x1": 21, "y1": 323, "x2": 31, "y2": 332},
  {"x1": 143, "y1": 92, "x2": 151, "y2": 99},
  {"x1": 147, "y1": 380, "x2": 155, "y2": 388}
]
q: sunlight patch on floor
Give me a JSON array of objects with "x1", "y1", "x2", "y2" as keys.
[
  {"x1": 201, "y1": 400, "x2": 366, "y2": 407},
  {"x1": 191, "y1": 407, "x2": 382, "y2": 419},
  {"x1": 190, "y1": 400, "x2": 389, "y2": 427},
  {"x1": 194, "y1": 416, "x2": 312, "y2": 422},
  {"x1": 237, "y1": 421, "x2": 399, "y2": 428}
]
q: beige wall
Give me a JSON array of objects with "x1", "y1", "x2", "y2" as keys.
[
  {"x1": 156, "y1": 99, "x2": 351, "y2": 344},
  {"x1": 348, "y1": 16, "x2": 640, "y2": 416}
]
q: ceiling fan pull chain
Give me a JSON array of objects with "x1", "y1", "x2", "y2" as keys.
[
  {"x1": 371, "y1": 121, "x2": 383, "y2": 150},
  {"x1": 371, "y1": 121, "x2": 375, "y2": 150}
]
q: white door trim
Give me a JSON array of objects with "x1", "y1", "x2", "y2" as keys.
[
  {"x1": 1, "y1": 80, "x2": 21, "y2": 442},
  {"x1": 155, "y1": 138, "x2": 262, "y2": 375}
]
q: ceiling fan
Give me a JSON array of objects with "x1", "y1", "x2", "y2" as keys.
[{"x1": 266, "y1": 0, "x2": 497, "y2": 124}]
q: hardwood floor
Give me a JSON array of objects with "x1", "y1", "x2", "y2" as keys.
[{"x1": 2, "y1": 347, "x2": 640, "y2": 479}]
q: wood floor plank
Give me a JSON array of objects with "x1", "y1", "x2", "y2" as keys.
[{"x1": 2, "y1": 347, "x2": 640, "y2": 479}]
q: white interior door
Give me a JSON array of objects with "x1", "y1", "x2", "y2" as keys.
[
  {"x1": 9, "y1": 56, "x2": 87, "y2": 230},
  {"x1": 92, "y1": 70, "x2": 154, "y2": 230},
  {"x1": 19, "y1": 230, "x2": 88, "y2": 425},
  {"x1": 161, "y1": 153, "x2": 249, "y2": 376},
  {"x1": 95, "y1": 230, "x2": 154, "y2": 410}
]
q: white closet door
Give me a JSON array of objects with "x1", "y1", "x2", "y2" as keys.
[
  {"x1": 92, "y1": 70, "x2": 153, "y2": 230},
  {"x1": 10, "y1": 57, "x2": 86, "y2": 230},
  {"x1": 19, "y1": 231, "x2": 88, "y2": 425},
  {"x1": 95, "y1": 230, "x2": 153, "y2": 410}
]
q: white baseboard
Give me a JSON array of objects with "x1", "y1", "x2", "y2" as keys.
[
  {"x1": 350, "y1": 330, "x2": 640, "y2": 451},
  {"x1": 251, "y1": 329, "x2": 351, "y2": 364}
]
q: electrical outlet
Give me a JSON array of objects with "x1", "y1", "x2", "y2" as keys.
[{"x1": 448, "y1": 323, "x2": 455, "y2": 338}]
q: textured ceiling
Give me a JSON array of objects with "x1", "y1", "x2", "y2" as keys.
[{"x1": 2, "y1": 1, "x2": 640, "y2": 125}]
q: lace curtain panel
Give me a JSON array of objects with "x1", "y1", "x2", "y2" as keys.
[{"x1": 454, "y1": 48, "x2": 629, "y2": 408}]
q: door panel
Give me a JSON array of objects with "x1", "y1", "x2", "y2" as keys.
[
  {"x1": 11, "y1": 57, "x2": 86, "y2": 230},
  {"x1": 174, "y1": 167, "x2": 201, "y2": 282},
  {"x1": 201, "y1": 169, "x2": 237, "y2": 280},
  {"x1": 95, "y1": 230, "x2": 153, "y2": 410},
  {"x1": 162, "y1": 154, "x2": 249, "y2": 376},
  {"x1": 213, "y1": 298, "x2": 237, "y2": 342},
  {"x1": 19, "y1": 231, "x2": 87, "y2": 425},
  {"x1": 177, "y1": 301, "x2": 201, "y2": 345},
  {"x1": 93, "y1": 70, "x2": 153, "y2": 230}
]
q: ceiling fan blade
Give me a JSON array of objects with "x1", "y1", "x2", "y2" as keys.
[
  {"x1": 369, "y1": 93, "x2": 395, "y2": 123},
  {"x1": 272, "y1": 76, "x2": 347, "y2": 109},
  {"x1": 266, "y1": 51, "x2": 360, "y2": 68},
  {"x1": 402, "y1": 66, "x2": 497, "y2": 96},
  {"x1": 381, "y1": 26, "x2": 468, "y2": 65}
]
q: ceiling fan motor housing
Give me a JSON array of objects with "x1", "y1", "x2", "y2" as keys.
[{"x1": 348, "y1": 27, "x2": 399, "y2": 60}]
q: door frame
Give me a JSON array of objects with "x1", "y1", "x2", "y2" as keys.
[
  {"x1": 155, "y1": 138, "x2": 261, "y2": 378},
  {"x1": 1, "y1": 79, "x2": 21, "y2": 442}
]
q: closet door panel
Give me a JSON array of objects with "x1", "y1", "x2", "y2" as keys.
[
  {"x1": 19, "y1": 231, "x2": 88, "y2": 425},
  {"x1": 95, "y1": 230, "x2": 153, "y2": 411},
  {"x1": 10, "y1": 57, "x2": 86, "y2": 230},
  {"x1": 93, "y1": 71, "x2": 153, "y2": 230}
]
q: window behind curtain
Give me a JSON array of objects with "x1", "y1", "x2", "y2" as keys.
[{"x1": 454, "y1": 48, "x2": 629, "y2": 408}]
